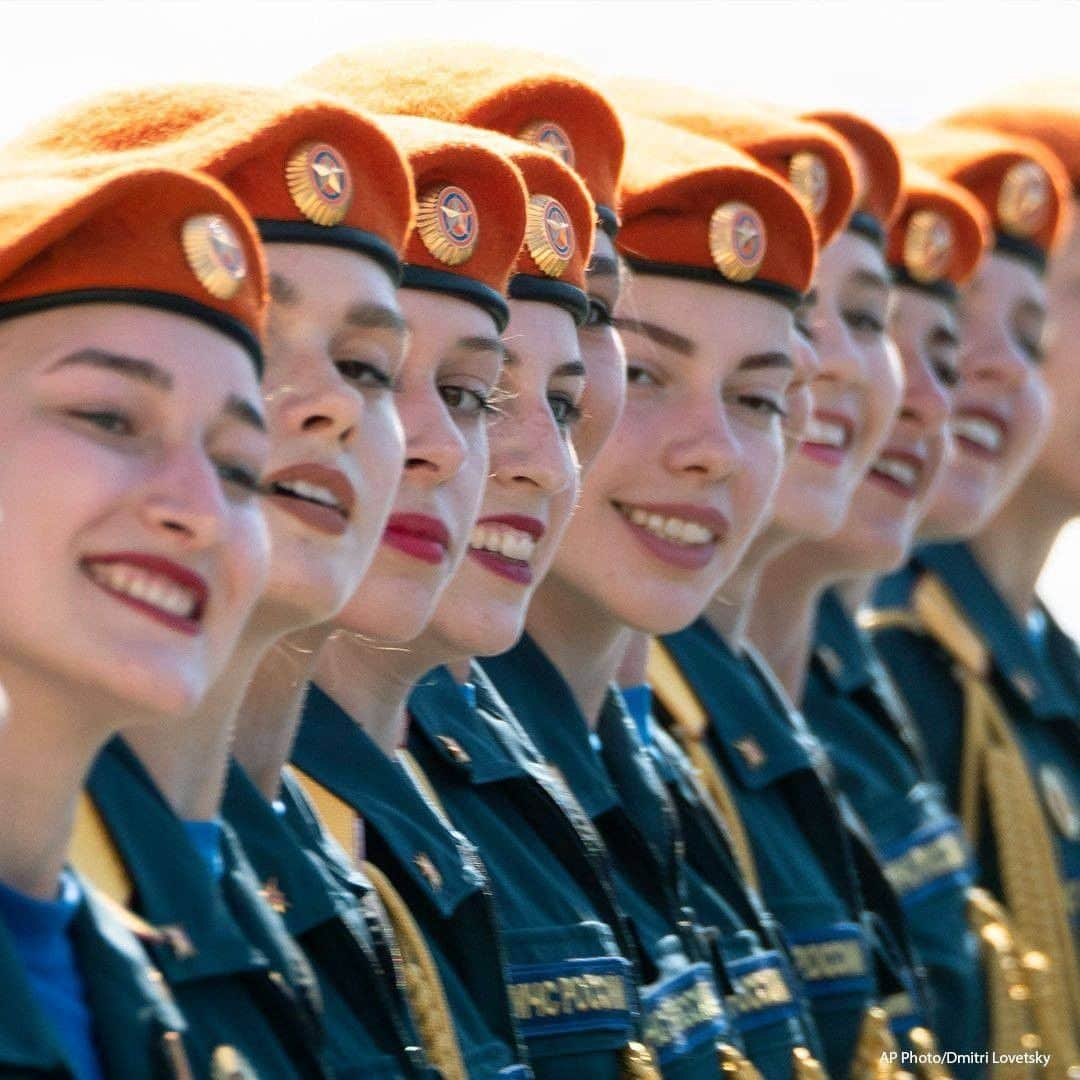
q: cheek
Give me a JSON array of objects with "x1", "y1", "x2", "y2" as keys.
[
  {"x1": 734, "y1": 427, "x2": 786, "y2": 511},
  {"x1": 358, "y1": 405, "x2": 406, "y2": 493},
  {"x1": 220, "y1": 505, "x2": 271, "y2": 610}
]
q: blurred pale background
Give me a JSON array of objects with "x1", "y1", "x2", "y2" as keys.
[{"x1": 2, "y1": 0, "x2": 1077, "y2": 632}]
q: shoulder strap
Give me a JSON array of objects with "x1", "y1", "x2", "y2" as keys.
[
  {"x1": 648, "y1": 639, "x2": 761, "y2": 894},
  {"x1": 288, "y1": 766, "x2": 362, "y2": 864},
  {"x1": 70, "y1": 792, "x2": 134, "y2": 908}
]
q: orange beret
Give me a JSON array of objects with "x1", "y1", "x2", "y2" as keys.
[
  {"x1": 896, "y1": 124, "x2": 1072, "y2": 273},
  {"x1": 8, "y1": 83, "x2": 414, "y2": 281},
  {"x1": 377, "y1": 115, "x2": 528, "y2": 331},
  {"x1": 887, "y1": 162, "x2": 991, "y2": 297},
  {"x1": 947, "y1": 82, "x2": 1080, "y2": 193},
  {"x1": 617, "y1": 113, "x2": 816, "y2": 305},
  {"x1": 605, "y1": 79, "x2": 856, "y2": 247},
  {"x1": 803, "y1": 112, "x2": 904, "y2": 240},
  {"x1": 0, "y1": 164, "x2": 266, "y2": 369},
  {"x1": 301, "y1": 43, "x2": 624, "y2": 235}
]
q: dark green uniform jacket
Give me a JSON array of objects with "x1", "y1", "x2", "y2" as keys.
[
  {"x1": 805, "y1": 589, "x2": 987, "y2": 1069},
  {"x1": 485, "y1": 636, "x2": 744, "y2": 1080},
  {"x1": 221, "y1": 759, "x2": 433, "y2": 1078},
  {"x1": 659, "y1": 620, "x2": 927, "y2": 1078},
  {"x1": 290, "y1": 684, "x2": 531, "y2": 1079},
  {"x1": 873, "y1": 541, "x2": 1080, "y2": 936},
  {"x1": 85, "y1": 736, "x2": 328, "y2": 1078},
  {"x1": 0, "y1": 876, "x2": 192, "y2": 1078}
]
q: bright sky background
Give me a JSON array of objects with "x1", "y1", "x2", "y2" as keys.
[{"x1": 2, "y1": 0, "x2": 1079, "y2": 631}]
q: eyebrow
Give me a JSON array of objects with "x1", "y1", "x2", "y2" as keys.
[
  {"x1": 268, "y1": 272, "x2": 299, "y2": 305},
  {"x1": 739, "y1": 351, "x2": 793, "y2": 371},
  {"x1": 49, "y1": 348, "x2": 173, "y2": 389},
  {"x1": 458, "y1": 335, "x2": 508, "y2": 362},
  {"x1": 851, "y1": 269, "x2": 891, "y2": 294},
  {"x1": 345, "y1": 302, "x2": 408, "y2": 336},
  {"x1": 930, "y1": 326, "x2": 960, "y2": 348},
  {"x1": 611, "y1": 317, "x2": 694, "y2": 356}
]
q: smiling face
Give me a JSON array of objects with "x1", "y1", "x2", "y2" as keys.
[
  {"x1": 423, "y1": 299, "x2": 583, "y2": 659},
  {"x1": 771, "y1": 232, "x2": 902, "y2": 541},
  {"x1": 576, "y1": 229, "x2": 627, "y2": 468},
  {"x1": 919, "y1": 252, "x2": 1053, "y2": 540},
  {"x1": 543, "y1": 273, "x2": 793, "y2": 635},
  {"x1": 824, "y1": 286, "x2": 954, "y2": 573},
  {"x1": 0, "y1": 304, "x2": 270, "y2": 720},
  {"x1": 1014, "y1": 220, "x2": 1080, "y2": 516},
  {"x1": 330, "y1": 289, "x2": 501, "y2": 644},
  {"x1": 254, "y1": 245, "x2": 406, "y2": 635}
]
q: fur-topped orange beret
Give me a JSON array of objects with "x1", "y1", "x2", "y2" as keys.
[
  {"x1": 887, "y1": 162, "x2": 991, "y2": 297},
  {"x1": 896, "y1": 124, "x2": 1071, "y2": 274},
  {"x1": 947, "y1": 82, "x2": 1080, "y2": 194},
  {"x1": 605, "y1": 79, "x2": 856, "y2": 247},
  {"x1": 0, "y1": 163, "x2": 266, "y2": 369},
  {"x1": 617, "y1": 113, "x2": 816, "y2": 305},
  {"x1": 803, "y1": 112, "x2": 904, "y2": 242},
  {"x1": 377, "y1": 115, "x2": 528, "y2": 331},
  {"x1": 301, "y1": 43, "x2": 624, "y2": 236},
  {"x1": 8, "y1": 83, "x2": 414, "y2": 281}
]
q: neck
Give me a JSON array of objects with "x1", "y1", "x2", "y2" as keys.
[
  {"x1": 0, "y1": 664, "x2": 139, "y2": 898},
  {"x1": 747, "y1": 541, "x2": 832, "y2": 701},
  {"x1": 969, "y1": 482, "x2": 1070, "y2": 621},
  {"x1": 525, "y1": 574, "x2": 630, "y2": 727},
  {"x1": 232, "y1": 624, "x2": 335, "y2": 801}
]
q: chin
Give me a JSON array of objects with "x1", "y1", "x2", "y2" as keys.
[{"x1": 101, "y1": 654, "x2": 206, "y2": 721}]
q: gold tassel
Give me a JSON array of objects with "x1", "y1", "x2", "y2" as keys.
[
  {"x1": 718, "y1": 1042, "x2": 764, "y2": 1078},
  {"x1": 620, "y1": 1040, "x2": 662, "y2": 1079},
  {"x1": 289, "y1": 769, "x2": 468, "y2": 1080},
  {"x1": 866, "y1": 576, "x2": 1080, "y2": 1075},
  {"x1": 70, "y1": 792, "x2": 134, "y2": 907},
  {"x1": 792, "y1": 1046, "x2": 827, "y2": 1079},
  {"x1": 648, "y1": 639, "x2": 762, "y2": 893},
  {"x1": 850, "y1": 1006, "x2": 904, "y2": 1080}
]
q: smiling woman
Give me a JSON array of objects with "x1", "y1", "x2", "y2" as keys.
[{"x1": 0, "y1": 161, "x2": 272, "y2": 1079}]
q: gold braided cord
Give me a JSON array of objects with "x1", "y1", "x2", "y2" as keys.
[
  {"x1": 361, "y1": 859, "x2": 467, "y2": 1080},
  {"x1": 850, "y1": 1006, "x2": 903, "y2": 1080},
  {"x1": 620, "y1": 1039, "x2": 662, "y2": 1079},
  {"x1": 898, "y1": 576, "x2": 1080, "y2": 1074},
  {"x1": 966, "y1": 888, "x2": 1039, "y2": 1080},
  {"x1": 70, "y1": 792, "x2": 134, "y2": 907},
  {"x1": 289, "y1": 769, "x2": 468, "y2": 1080},
  {"x1": 792, "y1": 1046, "x2": 828, "y2": 1079},
  {"x1": 648, "y1": 639, "x2": 763, "y2": 893},
  {"x1": 906, "y1": 1027, "x2": 953, "y2": 1080}
]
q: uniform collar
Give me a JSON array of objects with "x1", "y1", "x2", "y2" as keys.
[
  {"x1": 221, "y1": 760, "x2": 342, "y2": 936},
  {"x1": 813, "y1": 590, "x2": 876, "y2": 695},
  {"x1": 482, "y1": 634, "x2": 621, "y2": 820},
  {"x1": 292, "y1": 685, "x2": 485, "y2": 918},
  {"x1": 87, "y1": 738, "x2": 270, "y2": 984},
  {"x1": 408, "y1": 665, "x2": 527, "y2": 785},
  {"x1": 918, "y1": 542, "x2": 1075, "y2": 719},
  {"x1": 662, "y1": 620, "x2": 814, "y2": 788}
]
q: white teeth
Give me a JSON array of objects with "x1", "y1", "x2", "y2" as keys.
[
  {"x1": 804, "y1": 416, "x2": 848, "y2": 448},
  {"x1": 469, "y1": 525, "x2": 538, "y2": 563},
  {"x1": 616, "y1": 504, "x2": 715, "y2": 545},
  {"x1": 873, "y1": 455, "x2": 919, "y2": 488},
  {"x1": 274, "y1": 479, "x2": 341, "y2": 510},
  {"x1": 87, "y1": 562, "x2": 198, "y2": 620},
  {"x1": 952, "y1": 415, "x2": 1003, "y2": 452}
]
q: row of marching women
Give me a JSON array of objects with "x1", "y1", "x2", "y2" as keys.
[{"x1": 0, "y1": 39, "x2": 1075, "y2": 1080}]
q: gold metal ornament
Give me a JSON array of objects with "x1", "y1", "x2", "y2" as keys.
[
  {"x1": 1039, "y1": 764, "x2": 1080, "y2": 841},
  {"x1": 903, "y1": 209, "x2": 954, "y2": 284},
  {"x1": 525, "y1": 194, "x2": 575, "y2": 278},
  {"x1": 518, "y1": 120, "x2": 575, "y2": 167},
  {"x1": 210, "y1": 1045, "x2": 256, "y2": 1080},
  {"x1": 708, "y1": 202, "x2": 766, "y2": 283},
  {"x1": 416, "y1": 185, "x2": 479, "y2": 266},
  {"x1": 285, "y1": 141, "x2": 353, "y2": 226},
  {"x1": 998, "y1": 161, "x2": 1050, "y2": 238},
  {"x1": 789, "y1": 152, "x2": 829, "y2": 218},
  {"x1": 181, "y1": 215, "x2": 247, "y2": 300}
]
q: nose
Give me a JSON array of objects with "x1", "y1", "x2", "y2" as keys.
[
  {"x1": 662, "y1": 395, "x2": 742, "y2": 481},
  {"x1": 139, "y1": 446, "x2": 231, "y2": 549},
  {"x1": 397, "y1": 388, "x2": 470, "y2": 487},
  {"x1": 489, "y1": 400, "x2": 579, "y2": 497},
  {"x1": 792, "y1": 327, "x2": 823, "y2": 387},
  {"x1": 810, "y1": 304, "x2": 863, "y2": 388},
  {"x1": 900, "y1": 351, "x2": 950, "y2": 438},
  {"x1": 271, "y1": 368, "x2": 362, "y2": 448},
  {"x1": 962, "y1": 329, "x2": 1030, "y2": 391}
]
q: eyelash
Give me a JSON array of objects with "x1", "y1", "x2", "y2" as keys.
[
  {"x1": 735, "y1": 394, "x2": 788, "y2": 419},
  {"x1": 1017, "y1": 335, "x2": 1045, "y2": 365},
  {"x1": 67, "y1": 408, "x2": 133, "y2": 436},
  {"x1": 931, "y1": 359, "x2": 959, "y2": 389},
  {"x1": 335, "y1": 359, "x2": 397, "y2": 390},
  {"x1": 216, "y1": 463, "x2": 261, "y2": 493},
  {"x1": 547, "y1": 393, "x2": 583, "y2": 427},
  {"x1": 843, "y1": 309, "x2": 885, "y2": 335},
  {"x1": 440, "y1": 384, "x2": 495, "y2": 415},
  {"x1": 584, "y1": 298, "x2": 613, "y2": 328},
  {"x1": 626, "y1": 364, "x2": 660, "y2": 387}
]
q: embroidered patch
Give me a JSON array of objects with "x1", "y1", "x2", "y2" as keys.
[
  {"x1": 724, "y1": 951, "x2": 800, "y2": 1033},
  {"x1": 641, "y1": 961, "x2": 731, "y2": 1066},
  {"x1": 879, "y1": 818, "x2": 974, "y2": 905},
  {"x1": 787, "y1": 923, "x2": 873, "y2": 997}
]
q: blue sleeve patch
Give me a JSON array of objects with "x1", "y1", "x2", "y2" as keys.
[
  {"x1": 879, "y1": 818, "x2": 975, "y2": 907},
  {"x1": 507, "y1": 956, "x2": 636, "y2": 1040},
  {"x1": 641, "y1": 961, "x2": 731, "y2": 1066},
  {"x1": 724, "y1": 950, "x2": 802, "y2": 1033},
  {"x1": 786, "y1": 922, "x2": 875, "y2": 998}
]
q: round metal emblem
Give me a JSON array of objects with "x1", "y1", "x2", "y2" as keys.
[
  {"x1": 285, "y1": 140, "x2": 353, "y2": 227},
  {"x1": 709, "y1": 202, "x2": 766, "y2": 282},
  {"x1": 525, "y1": 194, "x2": 575, "y2": 278},
  {"x1": 903, "y1": 209, "x2": 954, "y2": 284},
  {"x1": 181, "y1": 214, "x2": 247, "y2": 300},
  {"x1": 416, "y1": 185, "x2": 479, "y2": 266},
  {"x1": 518, "y1": 120, "x2": 575, "y2": 167},
  {"x1": 1039, "y1": 764, "x2": 1080, "y2": 841},
  {"x1": 998, "y1": 160, "x2": 1050, "y2": 238},
  {"x1": 789, "y1": 152, "x2": 829, "y2": 218}
]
